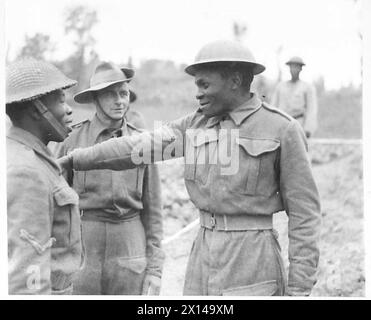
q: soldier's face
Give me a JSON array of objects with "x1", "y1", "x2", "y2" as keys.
[
  {"x1": 95, "y1": 82, "x2": 130, "y2": 121},
  {"x1": 194, "y1": 69, "x2": 234, "y2": 118},
  {"x1": 289, "y1": 64, "x2": 302, "y2": 78},
  {"x1": 40, "y1": 89, "x2": 73, "y2": 138}
]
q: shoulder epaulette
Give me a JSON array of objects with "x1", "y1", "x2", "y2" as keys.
[
  {"x1": 127, "y1": 121, "x2": 145, "y2": 133},
  {"x1": 70, "y1": 119, "x2": 90, "y2": 130},
  {"x1": 261, "y1": 102, "x2": 292, "y2": 121}
]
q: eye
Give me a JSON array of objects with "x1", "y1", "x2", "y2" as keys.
[{"x1": 120, "y1": 91, "x2": 129, "y2": 98}]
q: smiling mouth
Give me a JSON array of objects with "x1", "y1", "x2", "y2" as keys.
[{"x1": 199, "y1": 102, "x2": 210, "y2": 108}]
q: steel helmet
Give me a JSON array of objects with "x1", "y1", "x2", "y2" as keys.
[
  {"x1": 185, "y1": 40, "x2": 265, "y2": 76},
  {"x1": 6, "y1": 58, "x2": 77, "y2": 105},
  {"x1": 286, "y1": 56, "x2": 306, "y2": 66}
]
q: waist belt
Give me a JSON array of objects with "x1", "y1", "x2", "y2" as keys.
[
  {"x1": 80, "y1": 209, "x2": 141, "y2": 223},
  {"x1": 199, "y1": 210, "x2": 273, "y2": 231}
]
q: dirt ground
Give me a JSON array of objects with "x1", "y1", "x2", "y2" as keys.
[{"x1": 158, "y1": 144, "x2": 364, "y2": 297}]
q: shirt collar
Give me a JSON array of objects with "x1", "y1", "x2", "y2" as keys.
[
  {"x1": 7, "y1": 125, "x2": 60, "y2": 172},
  {"x1": 89, "y1": 114, "x2": 127, "y2": 141},
  {"x1": 205, "y1": 93, "x2": 262, "y2": 128},
  {"x1": 7, "y1": 126, "x2": 52, "y2": 157}
]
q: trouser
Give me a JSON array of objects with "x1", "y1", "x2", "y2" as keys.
[
  {"x1": 73, "y1": 217, "x2": 147, "y2": 295},
  {"x1": 183, "y1": 213, "x2": 287, "y2": 296}
]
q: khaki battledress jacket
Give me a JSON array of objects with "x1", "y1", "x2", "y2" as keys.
[{"x1": 7, "y1": 126, "x2": 83, "y2": 294}]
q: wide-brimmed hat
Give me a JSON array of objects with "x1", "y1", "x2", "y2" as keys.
[
  {"x1": 6, "y1": 58, "x2": 77, "y2": 105},
  {"x1": 74, "y1": 61, "x2": 134, "y2": 104},
  {"x1": 185, "y1": 40, "x2": 265, "y2": 76},
  {"x1": 286, "y1": 56, "x2": 306, "y2": 66}
]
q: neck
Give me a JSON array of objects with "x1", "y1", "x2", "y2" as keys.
[
  {"x1": 230, "y1": 91, "x2": 253, "y2": 111},
  {"x1": 96, "y1": 111, "x2": 123, "y2": 129}
]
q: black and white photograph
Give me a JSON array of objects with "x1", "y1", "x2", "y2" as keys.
[{"x1": 1, "y1": 0, "x2": 369, "y2": 300}]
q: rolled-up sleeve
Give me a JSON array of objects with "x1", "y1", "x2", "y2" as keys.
[
  {"x1": 279, "y1": 120, "x2": 321, "y2": 295},
  {"x1": 7, "y1": 166, "x2": 53, "y2": 294}
]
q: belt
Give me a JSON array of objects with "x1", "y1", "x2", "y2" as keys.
[{"x1": 199, "y1": 210, "x2": 273, "y2": 231}]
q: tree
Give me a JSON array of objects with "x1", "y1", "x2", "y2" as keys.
[
  {"x1": 233, "y1": 22, "x2": 247, "y2": 42},
  {"x1": 16, "y1": 33, "x2": 55, "y2": 60},
  {"x1": 63, "y1": 5, "x2": 99, "y2": 91}
]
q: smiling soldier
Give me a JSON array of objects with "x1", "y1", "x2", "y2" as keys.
[
  {"x1": 55, "y1": 62, "x2": 164, "y2": 295},
  {"x1": 59, "y1": 41, "x2": 321, "y2": 296}
]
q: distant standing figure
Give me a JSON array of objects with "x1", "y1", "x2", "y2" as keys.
[
  {"x1": 126, "y1": 90, "x2": 147, "y2": 129},
  {"x1": 271, "y1": 56, "x2": 318, "y2": 138}
]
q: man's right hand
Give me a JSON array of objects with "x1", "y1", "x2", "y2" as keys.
[{"x1": 57, "y1": 154, "x2": 73, "y2": 171}]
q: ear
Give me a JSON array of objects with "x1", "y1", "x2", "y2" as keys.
[
  {"x1": 230, "y1": 72, "x2": 243, "y2": 90},
  {"x1": 27, "y1": 104, "x2": 43, "y2": 121}
]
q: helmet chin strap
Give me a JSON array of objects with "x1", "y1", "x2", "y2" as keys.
[{"x1": 33, "y1": 99, "x2": 71, "y2": 141}]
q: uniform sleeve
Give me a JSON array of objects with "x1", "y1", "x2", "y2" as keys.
[
  {"x1": 7, "y1": 166, "x2": 53, "y2": 294},
  {"x1": 140, "y1": 165, "x2": 165, "y2": 278},
  {"x1": 303, "y1": 84, "x2": 318, "y2": 136},
  {"x1": 279, "y1": 120, "x2": 321, "y2": 295},
  {"x1": 71, "y1": 115, "x2": 192, "y2": 171}
]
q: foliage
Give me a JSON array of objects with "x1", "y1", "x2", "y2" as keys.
[{"x1": 16, "y1": 33, "x2": 55, "y2": 60}]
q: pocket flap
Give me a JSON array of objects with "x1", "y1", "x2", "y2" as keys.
[
  {"x1": 223, "y1": 280, "x2": 278, "y2": 296},
  {"x1": 188, "y1": 133, "x2": 219, "y2": 147},
  {"x1": 237, "y1": 137, "x2": 280, "y2": 157},
  {"x1": 117, "y1": 256, "x2": 147, "y2": 274},
  {"x1": 53, "y1": 186, "x2": 79, "y2": 206}
]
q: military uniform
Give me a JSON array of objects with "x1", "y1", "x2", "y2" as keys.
[
  {"x1": 66, "y1": 93, "x2": 321, "y2": 296},
  {"x1": 271, "y1": 78, "x2": 318, "y2": 136},
  {"x1": 55, "y1": 115, "x2": 164, "y2": 295},
  {"x1": 7, "y1": 126, "x2": 83, "y2": 294}
]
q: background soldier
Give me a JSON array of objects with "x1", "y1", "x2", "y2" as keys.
[
  {"x1": 59, "y1": 41, "x2": 321, "y2": 296},
  {"x1": 271, "y1": 56, "x2": 318, "y2": 138},
  {"x1": 6, "y1": 58, "x2": 83, "y2": 294},
  {"x1": 55, "y1": 61, "x2": 164, "y2": 295},
  {"x1": 126, "y1": 90, "x2": 147, "y2": 129}
]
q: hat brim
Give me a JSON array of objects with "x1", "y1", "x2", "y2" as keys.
[
  {"x1": 185, "y1": 60, "x2": 266, "y2": 76},
  {"x1": 286, "y1": 62, "x2": 305, "y2": 66},
  {"x1": 74, "y1": 76, "x2": 133, "y2": 104}
]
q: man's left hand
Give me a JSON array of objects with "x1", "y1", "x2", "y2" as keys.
[{"x1": 142, "y1": 274, "x2": 161, "y2": 295}]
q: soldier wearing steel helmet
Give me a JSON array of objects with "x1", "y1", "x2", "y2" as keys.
[
  {"x1": 6, "y1": 58, "x2": 84, "y2": 294},
  {"x1": 59, "y1": 40, "x2": 321, "y2": 296},
  {"x1": 54, "y1": 61, "x2": 164, "y2": 295},
  {"x1": 271, "y1": 56, "x2": 318, "y2": 138}
]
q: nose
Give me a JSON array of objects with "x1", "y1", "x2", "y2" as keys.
[
  {"x1": 64, "y1": 103, "x2": 73, "y2": 115},
  {"x1": 115, "y1": 93, "x2": 127, "y2": 106},
  {"x1": 196, "y1": 89, "x2": 204, "y2": 101}
]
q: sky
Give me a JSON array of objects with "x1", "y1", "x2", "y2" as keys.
[{"x1": 4, "y1": 0, "x2": 363, "y2": 89}]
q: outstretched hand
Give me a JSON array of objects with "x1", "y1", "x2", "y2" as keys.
[{"x1": 57, "y1": 154, "x2": 72, "y2": 171}]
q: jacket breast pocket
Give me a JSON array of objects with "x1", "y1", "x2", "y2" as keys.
[
  {"x1": 184, "y1": 135, "x2": 218, "y2": 185},
  {"x1": 52, "y1": 185, "x2": 81, "y2": 247},
  {"x1": 234, "y1": 137, "x2": 280, "y2": 196}
]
